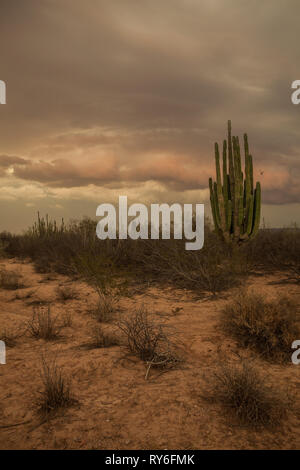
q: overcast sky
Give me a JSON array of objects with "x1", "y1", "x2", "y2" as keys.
[{"x1": 0, "y1": 0, "x2": 300, "y2": 232}]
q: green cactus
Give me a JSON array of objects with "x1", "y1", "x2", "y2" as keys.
[{"x1": 209, "y1": 121, "x2": 261, "y2": 243}]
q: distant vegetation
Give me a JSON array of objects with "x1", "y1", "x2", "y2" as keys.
[{"x1": 0, "y1": 213, "x2": 300, "y2": 297}]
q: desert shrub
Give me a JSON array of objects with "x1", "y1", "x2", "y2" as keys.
[
  {"x1": 2, "y1": 215, "x2": 99, "y2": 275},
  {"x1": 37, "y1": 357, "x2": 76, "y2": 415},
  {"x1": 56, "y1": 285, "x2": 78, "y2": 301},
  {"x1": 34, "y1": 255, "x2": 54, "y2": 274},
  {"x1": 222, "y1": 291, "x2": 299, "y2": 361},
  {"x1": 0, "y1": 238, "x2": 8, "y2": 258},
  {"x1": 136, "y1": 230, "x2": 242, "y2": 297},
  {"x1": 206, "y1": 361, "x2": 289, "y2": 428},
  {"x1": 91, "y1": 294, "x2": 119, "y2": 322},
  {"x1": 0, "y1": 268, "x2": 24, "y2": 290},
  {"x1": 73, "y1": 252, "x2": 117, "y2": 294},
  {"x1": 74, "y1": 252, "x2": 121, "y2": 320},
  {"x1": 243, "y1": 227, "x2": 300, "y2": 281},
  {"x1": 87, "y1": 325, "x2": 119, "y2": 348},
  {"x1": 28, "y1": 306, "x2": 62, "y2": 340},
  {"x1": 285, "y1": 263, "x2": 300, "y2": 284},
  {"x1": 118, "y1": 306, "x2": 181, "y2": 372}
]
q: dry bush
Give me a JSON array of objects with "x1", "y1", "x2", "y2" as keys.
[
  {"x1": 0, "y1": 268, "x2": 24, "y2": 290},
  {"x1": 139, "y1": 235, "x2": 241, "y2": 297},
  {"x1": 0, "y1": 238, "x2": 8, "y2": 258},
  {"x1": 87, "y1": 325, "x2": 119, "y2": 349},
  {"x1": 2, "y1": 216, "x2": 99, "y2": 275},
  {"x1": 118, "y1": 306, "x2": 181, "y2": 373},
  {"x1": 33, "y1": 255, "x2": 53, "y2": 273},
  {"x1": 196, "y1": 262, "x2": 238, "y2": 297},
  {"x1": 222, "y1": 291, "x2": 299, "y2": 362},
  {"x1": 27, "y1": 306, "x2": 62, "y2": 340},
  {"x1": 75, "y1": 252, "x2": 121, "y2": 321},
  {"x1": 91, "y1": 293, "x2": 119, "y2": 322},
  {"x1": 73, "y1": 252, "x2": 114, "y2": 294},
  {"x1": 206, "y1": 361, "x2": 289, "y2": 428},
  {"x1": 285, "y1": 264, "x2": 300, "y2": 284},
  {"x1": 56, "y1": 285, "x2": 78, "y2": 301},
  {"x1": 36, "y1": 357, "x2": 76, "y2": 415},
  {"x1": 243, "y1": 227, "x2": 300, "y2": 281}
]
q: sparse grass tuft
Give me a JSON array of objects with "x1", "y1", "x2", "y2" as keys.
[
  {"x1": 36, "y1": 357, "x2": 76, "y2": 415},
  {"x1": 28, "y1": 306, "x2": 62, "y2": 340},
  {"x1": 222, "y1": 291, "x2": 300, "y2": 362},
  {"x1": 206, "y1": 361, "x2": 289, "y2": 428}
]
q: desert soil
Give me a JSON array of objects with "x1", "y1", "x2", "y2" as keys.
[{"x1": 0, "y1": 258, "x2": 299, "y2": 450}]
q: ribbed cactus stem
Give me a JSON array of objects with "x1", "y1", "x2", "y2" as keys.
[
  {"x1": 209, "y1": 177, "x2": 218, "y2": 230},
  {"x1": 209, "y1": 121, "x2": 261, "y2": 244}
]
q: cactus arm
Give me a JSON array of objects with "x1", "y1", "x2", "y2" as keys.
[
  {"x1": 213, "y1": 182, "x2": 221, "y2": 227},
  {"x1": 249, "y1": 154, "x2": 253, "y2": 194},
  {"x1": 209, "y1": 178, "x2": 218, "y2": 230},
  {"x1": 234, "y1": 136, "x2": 242, "y2": 178},
  {"x1": 246, "y1": 195, "x2": 254, "y2": 236},
  {"x1": 222, "y1": 140, "x2": 229, "y2": 223},
  {"x1": 244, "y1": 133, "x2": 252, "y2": 225},
  {"x1": 222, "y1": 140, "x2": 228, "y2": 199},
  {"x1": 238, "y1": 179, "x2": 244, "y2": 229},
  {"x1": 232, "y1": 136, "x2": 241, "y2": 239},
  {"x1": 215, "y1": 142, "x2": 222, "y2": 189},
  {"x1": 227, "y1": 120, "x2": 235, "y2": 214},
  {"x1": 250, "y1": 182, "x2": 261, "y2": 238},
  {"x1": 215, "y1": 142, "x2": 227, "y2": 234},
  {"x1": 227, "y1": 199, "x2": 232, "y2": 232}
]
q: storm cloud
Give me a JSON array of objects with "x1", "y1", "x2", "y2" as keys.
[{"x1": 0, "y1": 0, "x2": 300, "y2": 231}]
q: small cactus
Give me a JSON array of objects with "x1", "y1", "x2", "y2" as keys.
[{"x1": 209, "y1": 121, "x2": 261, "y2": 243}]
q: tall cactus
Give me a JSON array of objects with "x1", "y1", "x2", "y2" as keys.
[{"x1": 209, "y1": 121, "x2": 261, "y2": 243}]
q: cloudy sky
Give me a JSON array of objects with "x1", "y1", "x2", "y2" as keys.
[{"x1": 0, "y1": 0, "x2": 300, "y2": 232}]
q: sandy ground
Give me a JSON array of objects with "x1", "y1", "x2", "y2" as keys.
[{"x1": 0, "y1": 258, "x2": 299, "y2": 450}]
